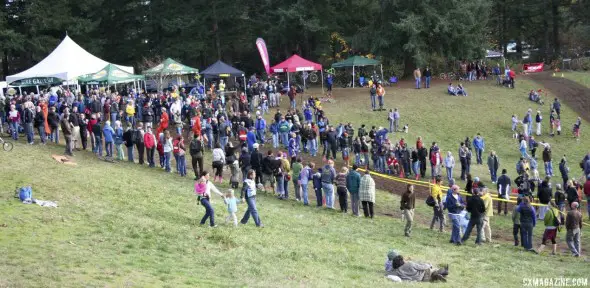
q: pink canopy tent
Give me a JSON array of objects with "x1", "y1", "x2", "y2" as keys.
[{"x1": 271, "y1": 54, "x2": 323, "y2": 92}]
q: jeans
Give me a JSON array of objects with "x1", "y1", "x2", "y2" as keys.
[
  {"x1": 241, "y1": 196, "x2": 261, "y2": 226},
  {"x1": 280, "y1": 132, "x2": 288, "y2": 147},
  {"x1": 415, "y1": 77, "x2": 421, "y2": 88},
  {"x1": 308, "y1": 138, "x2": 317, "y2": 156},
  {"x1": 24, "y1": 123, "x2": 34, "y2": 143},
  {"x1": 127, "y1": 146, "x2": 134, "y2": 162},
  {"x1": 446, "y1": 167, "x2": 453, "y2": 182},
  {"x1": 403, "y1": 209, "x2": 414, "y2": 236},
  {"x1": 200, "y1": 197, "x2": 215, "y2": 226},
  {"x1": 178, "y1": 154, "x2": 186, "y2": 176},
  {"x1": 389, "y1": 119, "x2": 394, "y2": 133},
  {"x1": 412, "y1": 161, "x2": 420, "y2": 178},
  {"x1": 425, "y1": 76, "x2": 431, "y2": 88},
  {"x1": 51, "y1": 127, "x2": 59, "y2": 143},
  {"x1": 10, "y1": 122, "x2": 19, "y2": 140},
  {"x1": 350, "y1": 193, "x2": 360, "y2": 216},
  {"x1": 520, "y1": 223, "x2": 534, "y2": 250},
  {"x1": 301, "y1": 183, "x2": 309, "y2": 205},
  {"x1": 105, "y1": 142, "x2": 113, "y2": 157},
  {"x1": 544, "y1": 161, "x2": 553, "y2": 177},
  {"x1": 37, "y1": 126, "x2": 46, "y2": 144},
  {"x1": 490, "y1": 169, "x2": 497, "y2": 182},
  {"x1": 461, "y1": 217, "x2": 483, "y2": 244},
  {"x1": 475, "y1": 148, "x2": 483, "y2": 164},
  {"x1": 272, "y1": 133, "x2": 279, "y2": 148},
  {"x1": 111, "y1": 113, "x2": 117, "y2": 126},
  {"x1": 219, "y1": 136, "x2": 228, "y2": 149},
  {"x1": 322, "y1": 183, "x2": 334, "y2": 208},
  {"x1": 449, "y1": 214, "x2": 461, "y2": 243},
  {"x1": 147, "y1": 147, "x2": 155, "y2": 167},
  {"x1": 378, "y1": 95, "x2": 383, "y2": 108},
  {"x1": 337, "y1": 187, "x2": 348, "y2": 212},
  {"x1": 164, "y1": 151, "x2": 171, "y2": 172},
  {"x1": 315, "y1": 188, "x2": 323, "y2": 207},
  {"x1": 290, "y1": 100, "x2": 296, "y2": 110},
  {"x1": 566, "y1": 228, "x2": 581, "y2": 256},
  {"x1": 276, "y1": 175, "x2": 285, "y2": 196},
  {"x1": 370, "y1": 95, "x2": 376, "y2": 110},
  {"x1": 94, "y1": 136, "x2": 103, "y2": 156},
  {"x1": 430, "y1": 205, "x2": 445, "y2": 231}
]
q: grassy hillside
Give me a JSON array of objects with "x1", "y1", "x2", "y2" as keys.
[
  {"x1": 312, "y1": 79, "x2": 590, "y2": 184},
  {"x1": 0, "y1": 141, "x2": 588, "y2": 287}
]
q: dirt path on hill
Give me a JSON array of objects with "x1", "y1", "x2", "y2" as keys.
[{"x1": 528, "y1": 72, "x2": 590, "y2": 122}]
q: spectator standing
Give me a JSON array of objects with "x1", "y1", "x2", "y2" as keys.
[
  {"x1": 445, "y1": 185, "x2": 464, "y2": 244},
  {"x1": 565, "y1": 202, "x2": 583, "y2": 257},
  {"x1": 423, "y1": 67, "x2": 431, "y2": 88},
  {"x1": 413, "y1": 68, "x2": 421, "y2": 89},
  {"x1": 359, "y1": 168, "x2": 376, "y2": 218},
  {"x1": 460, "y1": 189, "x2": 486, "y2": 245},
  {"x1": 496, "y1": 169, "x2": 511, "y2": 215},
  {"x1": 400, "y1": 184, "x2": 416, "y2": 237}
]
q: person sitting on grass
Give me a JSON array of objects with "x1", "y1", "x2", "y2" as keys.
[
  {"x1": 456, "y1": 84, "x2": 468, "y2": 96},
  {"x1": 447, "y1": 83, "x2": 457, "y2": 96},
  {"x1": 384, "y1": 249, "x2": 449, "y2": 282}
]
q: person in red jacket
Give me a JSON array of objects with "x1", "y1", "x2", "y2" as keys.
[
  {"x1": 191, "y1": 111, "x2": 201, "y2": 137},
  {"x1": 509, "y1": 69, "x2": 516, "y2": 89},
  {"x1": 144, "y1": 127, "x2": 157, "y2": 167},
  {"x1": 157, "y1": 108, "x2": 169, "y2": 137},
  {"x1": 87, "y1": 114, "x2": 98, "y2": 152},
  {"x1": 430, "y1": 146, "x2": 443, "y2": 179}
]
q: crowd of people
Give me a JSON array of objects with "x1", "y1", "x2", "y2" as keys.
[{"x1": 1, "y1": 72, "x2": 588, "y2": 259}]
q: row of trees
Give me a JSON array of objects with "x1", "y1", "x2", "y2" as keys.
[{"x1": 2, "y1": 0, "x2": 590, "y2": 80}]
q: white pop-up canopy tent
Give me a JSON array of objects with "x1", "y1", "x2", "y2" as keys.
[{"x1": 6, "y1": 35, "x2": 133, "y2": 85}]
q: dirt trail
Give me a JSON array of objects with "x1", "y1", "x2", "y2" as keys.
[{"x1": 529, "y1": 72, "x2": 590, "y2": 122}]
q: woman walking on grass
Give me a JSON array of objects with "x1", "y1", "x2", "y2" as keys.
[
  {"x1": 240, "y1": 169, "x2": 263, "y2": 227},
  {"x1": 211, "y1": 143, "x2": 226, "y2": 183},
  {"x1": 195, "y1": 171, "x2": 225, "y2": 228}
]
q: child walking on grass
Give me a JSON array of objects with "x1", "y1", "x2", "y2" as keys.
[
  {"x1": 573, "y1": 117, "x2": 581, "y2": 140},
  {"x1": 224, "y1": 189, "x2": 241, "y2": 226}
]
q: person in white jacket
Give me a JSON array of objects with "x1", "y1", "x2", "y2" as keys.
[
  {"x1": 196, "y1": 171, "x2": 224, "y2": 227},
  {"x1": 444, "y1": 151, "x2": 455, "y2": 182}
]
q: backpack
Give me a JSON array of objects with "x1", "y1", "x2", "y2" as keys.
[
  {"x1": 195, "y1": 181, "x2": 207, "y2": 196},
  {"x1": 190, "y1": 138, "x2": 202, "y2": 156},
  {"x1": 173, "y1": 139, "x2": 180, "y2": 154},
  {"x1": 18, "y1": 186, "x2": 32, "y2": 202},
  {"x1": 279, "y1": 122, "x2": 290, "y2": 133},
  {"x1": 238, "y1": 129, "x2": 247, "y2": 141}
]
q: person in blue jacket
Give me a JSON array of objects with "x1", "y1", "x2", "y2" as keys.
[
  {"x1": 269, "y1": 120, "x2": 279, "y2": 148},
  {"x1": 103, "y1": 121, "x2": 115, "y2": 159},
  {"x1": 472, "y1": 133, "x2": 485, "y2": 165},
  {"x1": 255, "y1": 115, "x2": 266, "y2": 144},
  {"x1": 446, "y1": 185, "x2": 465, "y2": 245},
  {"x1": 246, "y1": 126, "x2": 257, "y2": 152}
]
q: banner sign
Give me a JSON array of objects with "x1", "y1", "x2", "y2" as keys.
[
  {"x1": 256, "y1": 38, "x2": 270, "y2": 75},
  {"x1": 523, "y1": 63, "x2": 544, "y2": 73},
  {"x1": 10, "y1": 77, "x2": 62, "y2": 86}
]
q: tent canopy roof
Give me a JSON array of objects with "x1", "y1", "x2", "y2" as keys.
[
  {"x1": 78, "y1": 64, "x2": 145, "y2": 84},
  {"x1": 331, "y1": 56, "x2": 380, "y2": 68},
  {"x1": 143, "y1": 58, "x2": 199, "y2": 76},
  {"x1": 486, "y1": 50, "x2": 504, "y2": 58},
  {"x1": 6, "y1": 35, "x2": 133, "y2": 84},
  {"x1": 200, "y1": 60, "x2": 244, "y2": 78},
  {"x1": 271, "y1": 54, "x2": 322, "y2": 73}
]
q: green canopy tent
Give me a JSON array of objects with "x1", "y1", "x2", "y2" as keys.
[
  {"x1": 331, "y1": 56, "x2": 383, "y2": 87},
  {"x1": 78, "y1": 64, "x2": 145, "y2": 84},
  {"x1": 143, "y1": 58, "x2": 199, "y2": 91}
]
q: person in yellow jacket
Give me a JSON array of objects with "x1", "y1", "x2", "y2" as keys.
[
  {"x1": 430, "y1": 177, "x2": 445, "y2": 232},
  {"x1": 125, "y1": 100, "x2": 135, "y2": 126},
  {"x1": 481, "y1": 187, "x2": 494, "y2": 243}
]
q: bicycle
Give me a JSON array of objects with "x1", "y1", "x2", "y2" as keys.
[
  {"x1": 0, "y1": 136, "x2": 14, "y2": 152},
  {"x1": 304, "y1": 71, "x2": 319, "y2": 83}
]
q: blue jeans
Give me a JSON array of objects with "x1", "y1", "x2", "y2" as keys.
[
  {"x1": 105, "y1": 142, "x2": 113, "y2": 157},
  {"x1": 520, "y1": 147, "x2": 527, "y2": 158},
  {"x1": 308, "y1": 138, "x2": 317, "y2": 156},
  {"x1": 276, "y1": 175, "x2": 285, "y2": 195},
  {"x1": 490, "y1": 169, "x2": 497, "y2": 182},
  {"x1": 450, "y1": 214, "x2": 462, "y2": 243},
  {"x1": 520, "y1": 223, "x2": 534, "y2": 250},
  {"x1": 301, "y1": 183, "x2": 309, "y2": 205},
  {"x1": 378, "y1": 95, "x2": 383, "y2": 108},
  {"x1": 94, "y1": 136, "x2": 103, "y2": 156},
  {"x1": 280, "y1": 132, "x2": 288, "y2": 147},
  {"x1": 206, "y1": 131, "x2": 213, "y2": 148},
  {"x1": 174, "y1": 153, "x2": 180, "y2": 173},
  {"x1": 256, "y1": 130, "x2": 265, "y2": 143},
  {"x1": 389, "y1": 119, "x2": 394, "y2": 133},
  {"x1": 37, "y1": 126, "x2": 46, "y2": 144},
  {"x1": 219, "y1": 136, "x2": 228, "y2": 149},
  {"x1": 164, "y1": 152, "x2": 171, "y2": 172},
  {"x1": 446, "y1": 167, "x2": 453, "y2": 182},
  {"x1": 322, "y1": 183, "x2": 334, "y2": 208},
  {"x1": 25, "y1": 123, "x2": 34, "y2": 143},
  {"x1": 178, "y1": 155, "x2": 186, "y2": 176},
  {"x1": 127, "y1": 146, "x2": 134, "y2": 162},
  {"x1": 475, "y1": 148, "x2": 483, "y2": 164},
  {"x1": 200, "y1": 197, "x2": 215, "y2": 226},
  {"x1": 10, "y1": 122, "x2": 20, "y2": 139},
  {"x1": 290, "y1": 100, "x2": 296, "y2": 110},
  {"x1": 544, "y1": 161, "x2": 553, "y2": 177},
  {"x1": 461, "y1": 217, "x2": 483, "y2": 244},
  {"x1": 241, "y1": 196, "x2": 261, "y2": 226},
  {"x1": 111, "y1": 113, "x2": 117, "y2": 127},
  {"x1": 272, "y1": 133, "x2": 279, "y2": 148},
  {"x1": 415, "y1": 77, "x2": 421, "y2": 88},
  {"x1": 52, "y1": 128, "x2": 59, "y2": 144},
  {"x1": 412, "y1": 161, "x2": 420, "y2": 177},
  {"x1": 370, "y1": 95, "x2": 376, "y2": 110},
  {"x1": 425, "y1": 76, "x2": 431, "y2": 88}
]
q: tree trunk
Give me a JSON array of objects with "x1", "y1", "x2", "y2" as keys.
[
  {"x1": 551, "y1": 0, "x2": 560, "y2": 59},
  {"x1": 2, "y1": 51, "x2": 8, "y2": 79},
  {"x1": 212, "y1": 3, "x2": 222, "y2": 60},
  {"x1": 501, "y1": 0, "x2": 507, "y2": 56},
  {"x1": 403, "y1": 55, "x2": 414, "y2": 78},
  {"x1": 543, "y1": 0, "x2": 551, "y2": 62}
]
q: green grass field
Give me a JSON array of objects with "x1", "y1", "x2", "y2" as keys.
[
  {"x1": 314, "y1": 79, "x2": 590, "y2": 184},
  {"x1": 1, "y1": 138, "x2": 589, "y2": 287},
  {"x1": 563, "y1": 71, "x2": 590, "y2": 88}
]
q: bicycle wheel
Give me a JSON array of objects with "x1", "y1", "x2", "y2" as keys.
[
  {"x1": 309, "y1": 73, "x2": 318, "y2": 83},
  {"x1": 3, "y1": 141, "x2": 13, "y2": 152}
]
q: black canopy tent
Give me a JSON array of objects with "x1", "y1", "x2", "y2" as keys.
[{"x1": 201, "y1": 60, "x2": 246, "y2": 90}]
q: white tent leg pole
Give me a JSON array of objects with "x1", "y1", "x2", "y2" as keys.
[
  {"x1": 353, "y1": 66, "x2": 355, "y2": 88},
  {"x1": 287, "y1": 72, "x2": 290, "y2": 88},
  {"x1": 303, "y1": 72, "x2": 306, "y2": 92},
  {"x1": 321, "y1": 70, "x2": 324, "y2": 94},
  {"x1": 18, "y1": 86, "x2": 22, "y2": 96},
  {"x1": 380, "y1": 64, "x2": 384, "y2": 83},
  {"x1": 243, "y1": 76, "x2": 246, "y2": 92},
  {"x1": 36, "y1": 85, "x2": 40, "y2": 95}
]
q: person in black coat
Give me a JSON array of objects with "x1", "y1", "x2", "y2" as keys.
[
  {"x1": 460, "y1": 188, "x2": 486, "y2": 245},
  {"x1": 250, "y1": 145, "x2": 263, "y2": 184},
  {"x1": 141, "y1": 102, "x2": 154, "y2": 129},
  {"x1": 33, "y1": 106, "x2": 46, "y2": 144},
  {"x1": 123, "y1": 127, "x2": 135, "y2": 162},
  {"x1": 417, "y1": 146, "x2": 428, "y2": 178},
  {"x1": 559, "y1": 156, "x2": 569, "y2": 188},
  {"x1": 326, "y1": 127, "x2": 338, "y2": 160}
]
